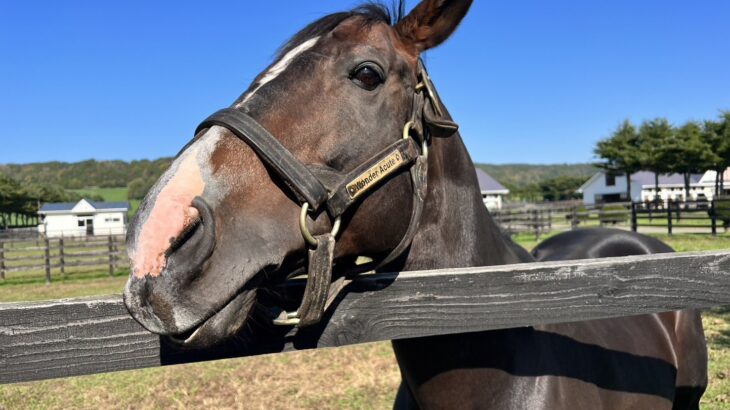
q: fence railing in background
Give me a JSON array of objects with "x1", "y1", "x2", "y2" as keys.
[
  {"x1": 0, "y1": 235, "x2": 126, "y2": 282},
  {"x1": 495, "y1": 198, "x2": 730, "y2": 238},
  {"x1": 0, "y1": 227, "x2": 39, "y2": 241},
  {"x1": 491, "y1": 208, "x2": 553, "y2": 239},
  {"x1": 630, "y1": 199, "x2": 726, "y2": 236},
  {"x1": 2, "y1": 250, "x2": 729, "y2": 384}
]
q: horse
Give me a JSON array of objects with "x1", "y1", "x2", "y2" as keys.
[{"x1": 123, "y1": 1, "x2": 707, "y2": 408}]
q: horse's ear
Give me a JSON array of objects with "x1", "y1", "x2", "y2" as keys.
[{"x1": 395, "y1": 0, "x2": 473, "y2": 52}]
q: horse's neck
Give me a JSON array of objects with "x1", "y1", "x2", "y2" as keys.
[{"x1": 403, "y1": 132, "x2": 531, "y2": 271}]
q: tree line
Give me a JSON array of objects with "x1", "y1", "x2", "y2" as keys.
[
  {"x1": 594, "y1": 112, "x2": 730, "y2": 201},
  {"x1": 0, "y1": 158, "x2": 173, "y2": 192}
]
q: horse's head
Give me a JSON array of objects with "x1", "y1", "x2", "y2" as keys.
[{"x1": 124, "y1": 0, "x2": 472, "y2": 347}]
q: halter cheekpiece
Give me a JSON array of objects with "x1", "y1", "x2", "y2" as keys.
[{"x1": 195, "y1": 60, "x2": 457, "y2": 328}]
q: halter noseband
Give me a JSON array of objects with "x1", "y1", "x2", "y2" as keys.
[{"x1": 195, "y1": 60, "x2": 457, "y2": 328}]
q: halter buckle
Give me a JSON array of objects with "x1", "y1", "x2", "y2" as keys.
[{"x1": 273, "y1": 310, "x2": 301, "y2": 326}]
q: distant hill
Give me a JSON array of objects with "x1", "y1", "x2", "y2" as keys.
[
  {"x1": 0, "y1": 159, "x2": 173, "y2": 190},
  {"x1": 475, "y1": 163, "x2": 597, "y2": 191},
  {"x1": 1, "y1": 159, "x2": 596, "y2": 196}
]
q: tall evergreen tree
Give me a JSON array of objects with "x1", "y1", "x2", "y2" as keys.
[
  {"x1": 638, "y1": 118, "x2": 674, "y2": 199},
  {"x1": 594, "y1": 120, "x2": 643, "y2": 201},
  {"x1": 702, "y1": 119, "x2": 725, "y2": 196},
  {"x1": 718, "y1": 112, "x2": 730, "y2": 195},
  {"x1": 670, "y1": 121, "x2": 713, "y2": 199}
]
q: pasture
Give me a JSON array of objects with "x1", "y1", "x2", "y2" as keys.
[{"x1": 0, "y1": 233, "x2": 729, "y2": 409}]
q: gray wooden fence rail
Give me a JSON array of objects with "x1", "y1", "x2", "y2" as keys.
[
  {"x1": 2, "y1": 250, "x2": 730, "y2": 385},
  {"x1": 0, "y1": 235, "x2": 126, "y2": 282}
]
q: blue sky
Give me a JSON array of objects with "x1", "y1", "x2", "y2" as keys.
[{"x1": 1, "y1": 0, "x2": 729, "y2": 165}]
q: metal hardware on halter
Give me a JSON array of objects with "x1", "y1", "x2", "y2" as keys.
[
  {"x1": 415, "y1": 69, "x2": 443, "y2": 117},
  {"x1": 403, "y1": 121, "x2": 428, "y2": 160},
  {"x1": 299, "y1": 203, "x2": 341, "y2": 248},
  {"x1": 273, "y1": 311, "x2": 301, "y2": 326}
]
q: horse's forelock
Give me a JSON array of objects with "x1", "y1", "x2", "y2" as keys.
[{"x1": 276, "y1": 2, "x2": 405, "y2": 61}]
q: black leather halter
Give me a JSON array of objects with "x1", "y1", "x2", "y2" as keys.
[{"x1": 195, "y1": 60, "x2": 457, "y2": 327}]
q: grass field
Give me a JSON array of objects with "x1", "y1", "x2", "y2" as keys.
[{"x1": 1, "y1": 233, "x2": 729, "y2": 409}]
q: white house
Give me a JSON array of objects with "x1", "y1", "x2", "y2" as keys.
[
  {"x1": 38, "y1": 199, "x2": 129, "y2": 238},
  {"x1": 578, "y1": 168, "x2": 730, "y2": 205},
  {"x1": 475, "y1": 168, "x2": 510, "y2": 210}
]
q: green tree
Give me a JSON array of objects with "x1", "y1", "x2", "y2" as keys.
[
  {"x1": 538, "y1": 176, "x2": 584, "y2": 201},
  {"x1": 638, "y1": 118, "x2": 675, "y2": 198},
  {"x1": 594, "y1": 120, "x2": 643, "y2": 201},
  {"x1": 718, "y1": 112, "x2": 730, "y2": 195},
  {"x1": 701, "y1": 112, "x2": 730, "y2": 197},
  {"x1": 667, "y1": 121, "x2": 713, "y2": 199},
  {"x1": 127, "y1": 177, "x2": 156, "y2": 200},
  {"x1": 702, "y1": 119, "x2": 725, "y2": 197}
]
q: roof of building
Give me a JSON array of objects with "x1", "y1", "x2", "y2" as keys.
[
  {"x1": 579, "y1": 170, "x2": 707, "y2": 192},
  {"x1": 630, "y1": 171, "x2": 704, "y2": 187},
  {"x1": 699, "y1": 168, "x2": 730, "y2": 184},
  {"x1": 475, "y1": 168, "x2": 509, "y2": 193},
  {"x1": 39, "y1": 199, "x2": 130, "y2": 213}
]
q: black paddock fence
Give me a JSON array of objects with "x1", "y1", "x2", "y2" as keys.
[
  {"x1": 1, "y1": 250, "x2": 730, "y2": 384},
  {"x1": 494, "y1": 198, "x2": 730, "y2": 238}
]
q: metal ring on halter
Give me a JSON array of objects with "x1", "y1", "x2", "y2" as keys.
[
  {"x1": 403, "y1": 121, "x2": 428, "y2": 159},
  {"x1": 402, "y1": 121, "x2": 415, "y2": 140},
  {"x1": 299, "y1": 203, "x2": 341, "y2": 247},
  {"x1": 415, "y1": 75, "x2": 443, "y2": 117}
]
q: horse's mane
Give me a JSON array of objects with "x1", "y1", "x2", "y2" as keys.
[{"x1": 276, "y1": 1, "x2": 405, "y2": 60}]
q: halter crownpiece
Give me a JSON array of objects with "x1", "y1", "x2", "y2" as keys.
[{"x1": 195, "y1": 60, "x2": 457, "y2": 328}]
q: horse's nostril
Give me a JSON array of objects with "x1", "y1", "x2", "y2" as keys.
[
  {"x1": 164, "y1": 196, "x2": 217, "y2": 272},
  {"x1": 166, "y1": 214, "x2": 202, "y2": 257}
]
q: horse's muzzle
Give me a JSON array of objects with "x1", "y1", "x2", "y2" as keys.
[{"x1": 123, "y1": 196, "x2": 217, "y2": 335}]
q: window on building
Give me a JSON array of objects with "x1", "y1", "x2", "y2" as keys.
[
  {"x1": 113, "y1": 218, "x2": 120, "y2": 222},
  {"x1": 605, "y1": 174, "x2": 616, "y2": 186},
  {"x1": 78, "y1": 220, "x2": 85, "y2": 227}
]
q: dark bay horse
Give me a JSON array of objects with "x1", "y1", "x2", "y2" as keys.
[{"x1": 123, "y1": 1, "x2": 707, "y2": 408}]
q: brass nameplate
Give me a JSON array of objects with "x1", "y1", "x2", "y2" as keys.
[{"x1": 346, "y1": 150, "x2": 405, "y2": 199}]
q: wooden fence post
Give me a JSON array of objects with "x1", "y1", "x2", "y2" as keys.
[
  {"x1": 711, "y1": 200, "x2": 717, "y2": 237},
  {"x1": 547, "y1": 209, "x2": 552, "y2": 233},
  {"x1": 631, "y1": 202, "x2": 638, "y2": 232},
  {"x1": 667, "y1": 201, "x2": 673, "y2": 235},
  {"x1": 44, "y1": 237, "x2": 51, "y2": 285},
  {"x1": 570, "y1": 206, "x2": 578, "y2": 230},
  {"x1": 59, "y1": 237, "x2": 66, "y2": 277},
  {"x1": 0, "y1": 241, "x2": 5, "y2": 280},
  {"x1": 108, "y1": 234, "x2": 115, "y2": 276}
]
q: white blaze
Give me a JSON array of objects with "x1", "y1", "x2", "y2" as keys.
[{"x1": 240, "y1": 37, "x2": 320, "y2": 105}]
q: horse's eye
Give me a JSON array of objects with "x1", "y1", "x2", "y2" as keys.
[{"x1": 351, "y1": 64, "x2": 384, "y2": 91}]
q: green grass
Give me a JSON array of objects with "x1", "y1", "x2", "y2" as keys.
[
  {"x1": 68, "y1": 187, "x2": 141, "y2": 216},
  {"x1": 703, "y1": 306, "x2": 730, "y2": 409}
]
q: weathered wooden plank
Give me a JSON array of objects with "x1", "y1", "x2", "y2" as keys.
[{"x1": 1, "y1": 250, "x2": 730, "y2": 385}]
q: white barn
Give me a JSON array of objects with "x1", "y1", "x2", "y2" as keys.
[
  {"x1": 578, "y1": 169, "x2": 730, "y2": 205},
  {"x1": 475, "y1": 168, "x2": 510, "y2": 210},
  {"x1": 38, "y1": 199, "x2": 129, "y2": 238}
]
